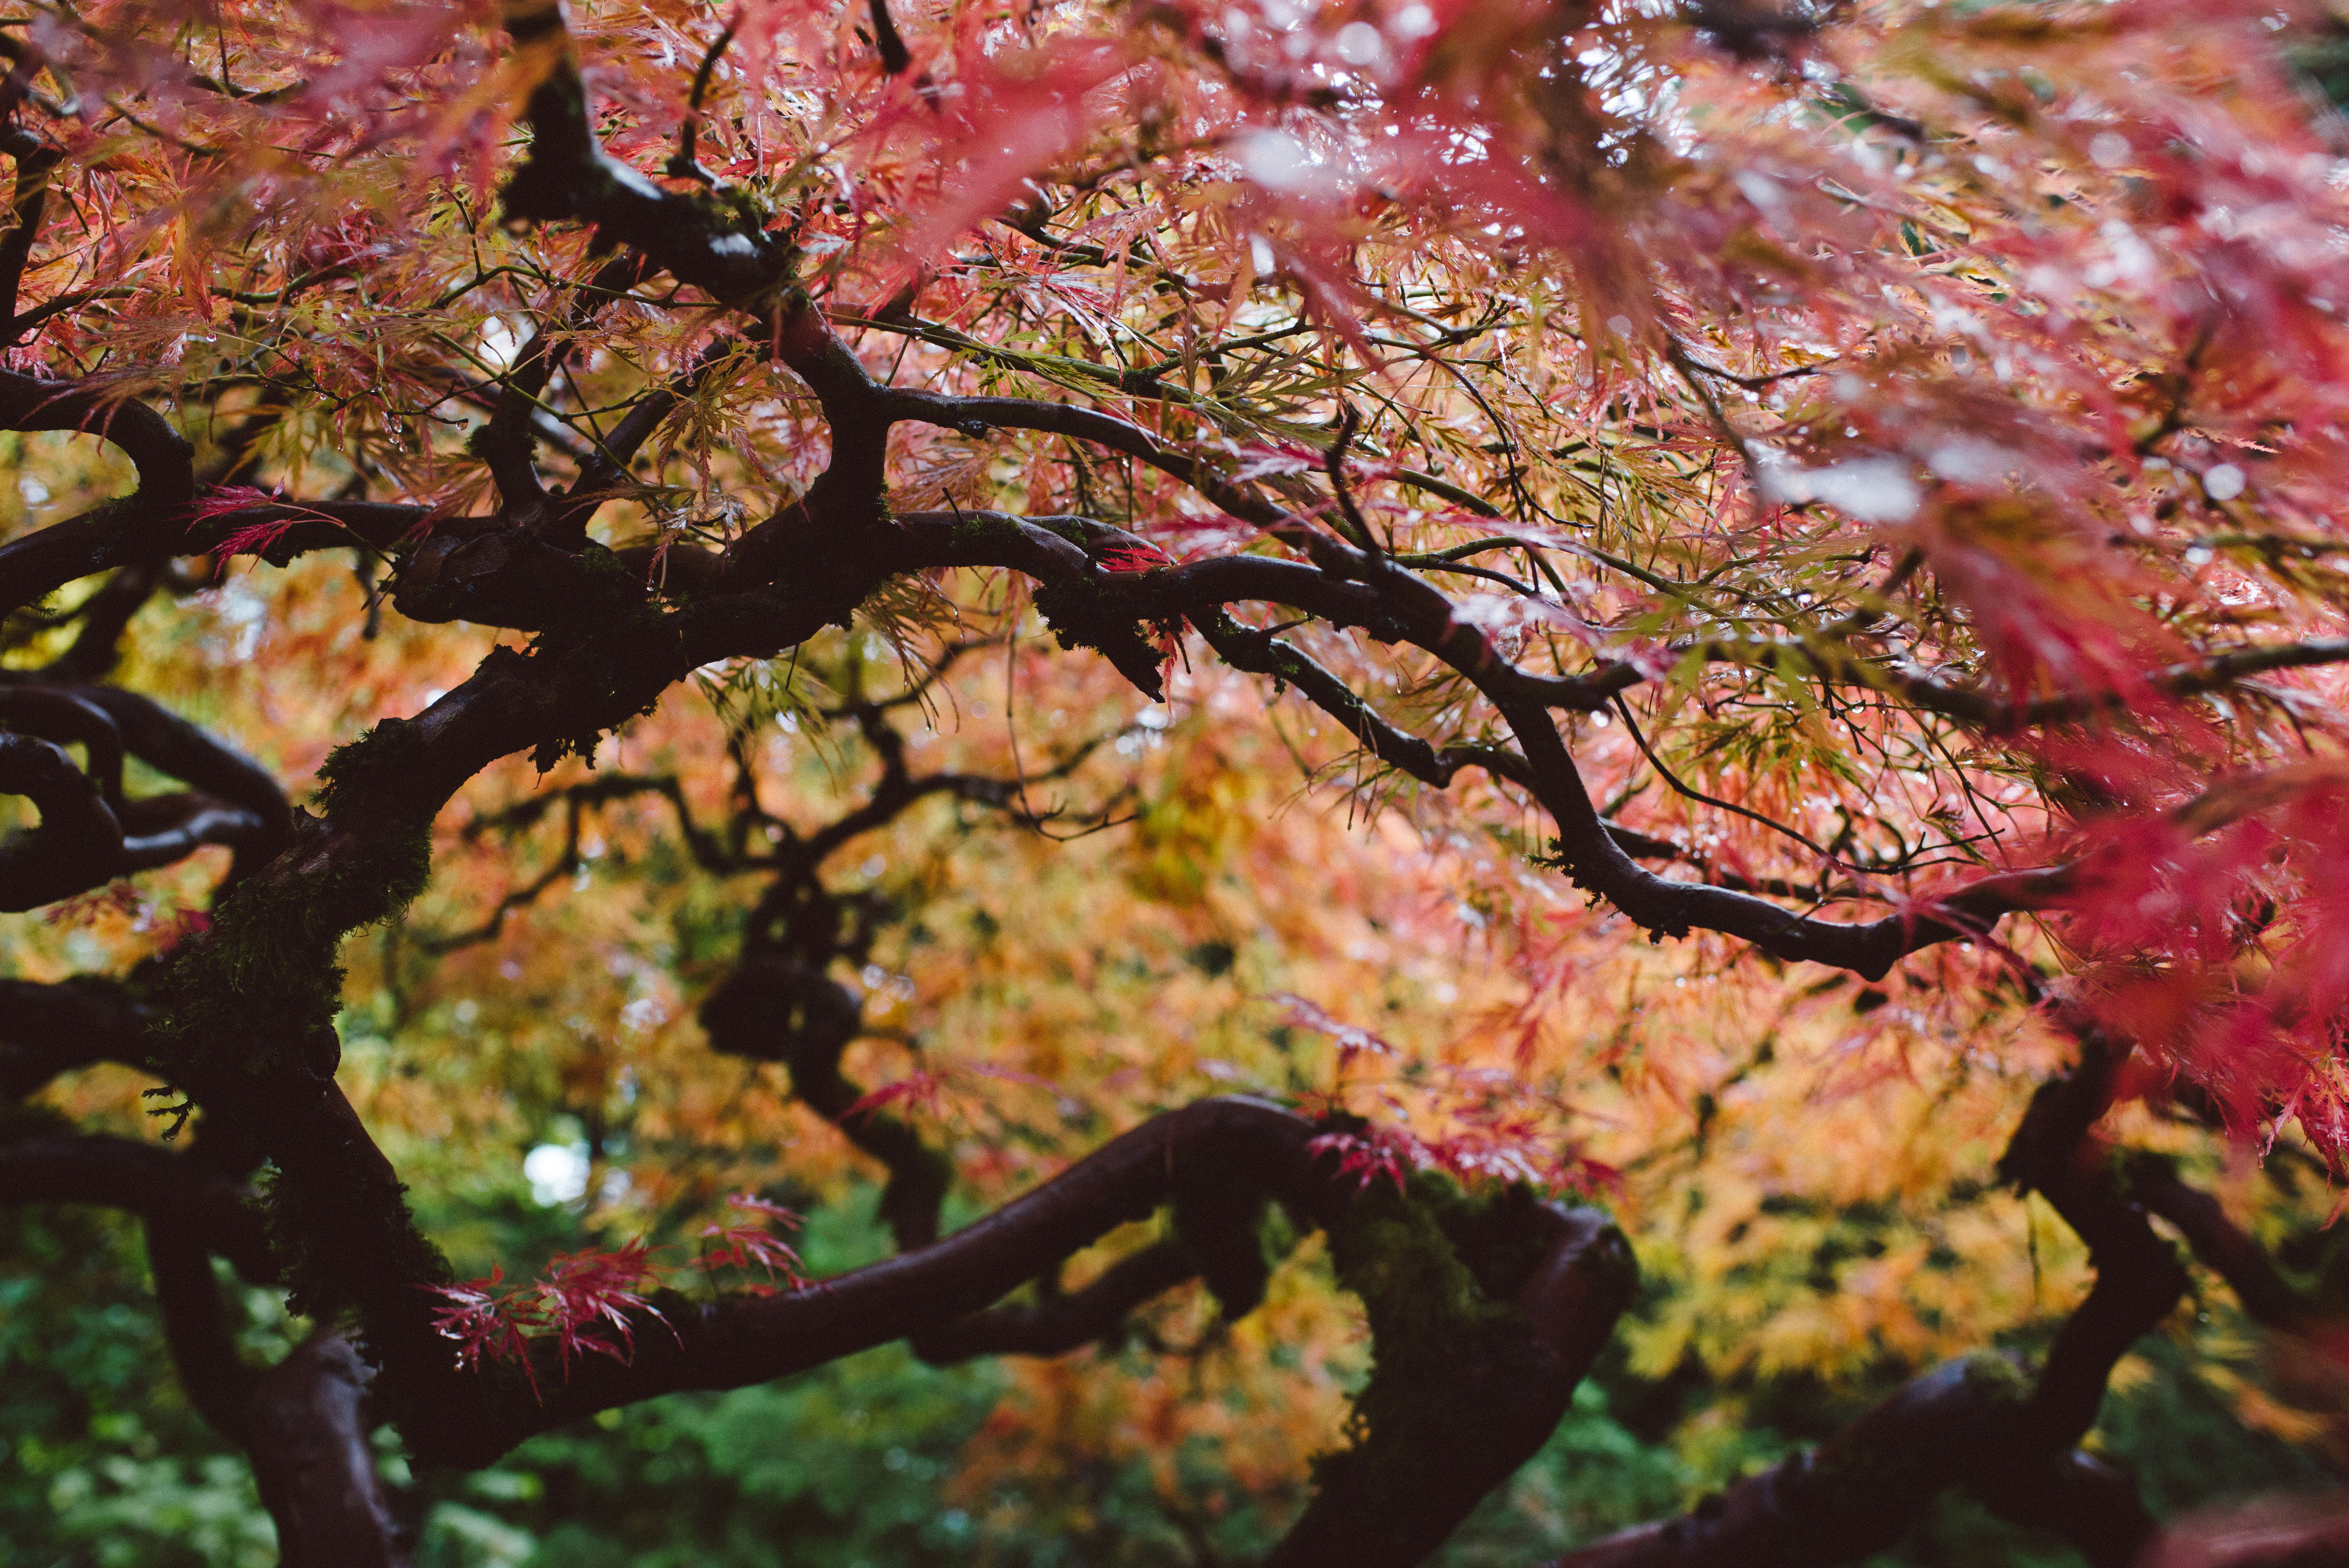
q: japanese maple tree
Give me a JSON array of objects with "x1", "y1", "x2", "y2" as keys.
[{"x1": 6, "y1": 0, "x2": 2349, "y2": 1562}]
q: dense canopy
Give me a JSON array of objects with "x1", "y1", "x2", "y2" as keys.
[{"x1": 7, "y1": 0, "x2": 2349, "y2": 1562}]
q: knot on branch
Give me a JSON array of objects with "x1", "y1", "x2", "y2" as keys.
[
  {"x1": 1030, "y1": 575, "x2": 1176, "y2": 702},
  {"x1": 1273, "y1": 1172, "x2": 1636, "y2": 1566},
  {"x1": 391, "y1": 527, "x2": 643, "y2": 632},
  {"x1": 700, "y1": 953, "x2": 862, "y2": 1065}
]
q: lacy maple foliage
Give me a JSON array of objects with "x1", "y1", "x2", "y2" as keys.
[{"x1": 8, "y1": 0, "x2": 2349, "y2": 1562}]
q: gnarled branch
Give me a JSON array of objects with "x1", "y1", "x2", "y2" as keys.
[{"x1": 0, "y1": 371, "x2": 195, "y2": 617}]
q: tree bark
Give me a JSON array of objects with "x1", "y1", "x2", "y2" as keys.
[{"x1": 248, "y1": 1332, "x2": 411, "y2": 1568}]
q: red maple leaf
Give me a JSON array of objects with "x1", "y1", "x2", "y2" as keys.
[
  {"x1": 422, "y1": 1265, "x2": 544, "y2": 1399},
  {"x1": 1307, "y1": 1124, "x2": 1425, "y2": 1194},
  {"x1": 842, "y1": 1069, "x2": 952, "y2": 1124},
  {"x1": 533, "y1": 1242, "x2": 672, "y2": 1374},
  {"x1": 699, "y1": 1193, "x2": 809, "y2": 1291},
  {"x1": 423, "y1": 1243, "x2": 675, "y2": 1398},
  {"x1": 188, "y1": 485, "x2": 360, "y2": 559}
]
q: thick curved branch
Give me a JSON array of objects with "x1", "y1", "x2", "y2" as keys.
[
  {"x1": 396, "y1": 1091, "x2": 1632, "y2": 1568},
  {"x1": 492, "y1": 499, "x2": 2048, "y2": 986},
  {"x1": 910, "y1": 1238, "x2": 1201, "y2": 1362},
  {"x1": 183, "y1": 499, "x2": 435, "y2": 562},
  {"x1": 0, "y1": 685, "x2": 126, "y2": 800},
  {"x1": 0, "y1": 975, "x2": 152, "y2": 1096},
  {"x1": 146, "y1": 1214, "x2": 264, "y2": 1442},
  {"x1": 73, "y1": 685, "x2": 283, "y2": 830},
  {"x1": 0, "y1": 1132, "x2": 273, "y2": 1277},
  {"x1": 1272, "y1": 1203, "x2": 1634, "y2": 1568},
  {"x1": 0, "y1": 371, "x2": 195, "y2": 616},
  {"x1": 115, "y1": 791, "x2": 275, "y2": 877},
  {"x1": 27, "y1": 380, "x2": 311, "y2": 677},
  {"x1": 2124, "y1": 1155, "x2": 2320, "y2": 1331},
  {"x1": 0, "y1": 1128, "x2": 267, "y2": 1443},
  {"x1": 405, "y1": 1099, "x2": 1620, "y2": 1494},
  {"x1": 1196, "y1": 608, "x2": 1502, "y2": 787},
  {"x1": 398, "y1": 1099, "x2": 1325, "y2": 1462},
  {"x1": 888, "y1": 510, "x2": 1622, "y2": 709},
  {"x1": 0, "y1": 681, "x2": 287, "y2": 903},
  {"x1": 0, "y1": 728, "x2": 126, "y2": 909}
]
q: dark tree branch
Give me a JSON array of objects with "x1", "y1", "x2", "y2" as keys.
[
  {"x1": 0, "y1": 684, "x2": 127, "y2": 800},
  {"x1": 911, "y1": 1239, "x2": 1202, "y2": 1362},
  {"x1": 1272, "y1": 1203, "x2": 1634, "y2": 1568},
  {"x1": 0, "y1": 371, "x2": 196, "y2": 617},
  {"x1": 1549, "y1": 1034, "x2": 2183, "y2": 1568},
  {"x1": 554, "y1": 337, "x2": 737, "y2": 539},
  {"x1": 2125, "y1": 1154, "x2": 2324, "y2": 1331},
  {"x1": 404, "y1": 1098, "x2": 1321, "y2": 1461},
  {"x1": 397, "y1": 1096, "x2": 1633, "y2": 1502},
  {"x1": 1548, "y1": 1368, "x2": 2141, "y2": 1568},
  {"x1": 30, "y1": 381, "x2": 303, "y2": 676},
  {"x1": 0, "y1": 127, "x2": 61, "y2": 342},
  {"x1": 473, "y1": 254, "x2": 651, "y2": 535},
  {"x1": 248, "y1": 1332, "x2": 412, "y2": 1568},
  {"x1": 69, "y1": 685, "x2": 280, "y2": 836},
  {"x1": 0, "y1": 728, "x2": 128, "y2": 909},
  {"x1": 0, "y1": 1128, "x2": 269, "y2": 1445},
  {"x1": 0, "y1": 975, "x2": 151, "y2": 1097},
  {"x1": 698, "y1": 675, "x2": 1130, "y2": 1252},
  {"x1": 42, "y1": 561, "x2": 168, "y2": 682},
  {"x1": 146, "y1": 1213, "x2": 264, "y2": 1442},
  {"x1": 499, "y1": 1, "x2": 793, "y2": 308},
  {"x1": 705, "y1": 938, "x2": 952, "y2": 1248},
  {"x1": 0, "y1": 1124, "x2": 278, "y2": 1454},
  {"x1": 866, "y1": 0, "x2": 912, "y2": 75},
  {"x1": 183, "y1": 500, "x2": 435, "y2": 562},
  {"x1": 885, "y1": 510, "x2": 1622, "y2": 709},
  {"x1": 886, "y1": 508, "x2": 2072, "y2": 977},
  {"x1": 0, "y1": 679, "x2": 289, "y2": 904},
  {"x1": 1196, "y1": 611, "x2": 1829, "y2": 894},
  {"x1": 0, "y1": 1133, "x2": 274, "y2": 1274},
  {"x1": 1981, "y1": 1449, "x2": 2158, "y2": 1568},
  {"x1": 1491, "y1": 695, "x2": 2069, "y2": 978}
]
